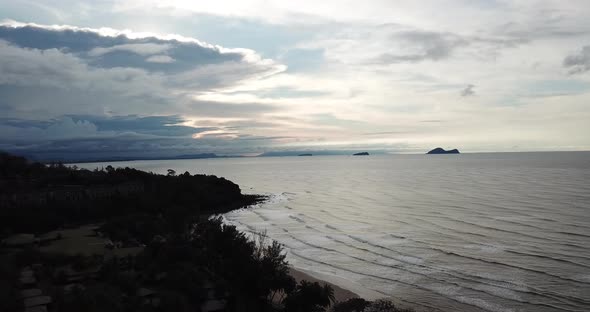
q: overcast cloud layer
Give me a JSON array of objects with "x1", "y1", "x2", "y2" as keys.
[{"x1": 0, "y1": 1, "x2": 589, "y2": 160}]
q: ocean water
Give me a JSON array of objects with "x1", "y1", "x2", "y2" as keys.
[{"x1": 78, "y1": 152, "x2": 590, "y2": 312}]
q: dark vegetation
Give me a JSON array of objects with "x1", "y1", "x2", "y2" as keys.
[
  {"x1": 0, "y1": 151, "x2": 261, "y2": 234},
  {"x1": 0, "y1": 152, "x2": 416, "y2": 312},
  {"x1": 330, "y1": 298, "x2": 415, "y2": 312}
]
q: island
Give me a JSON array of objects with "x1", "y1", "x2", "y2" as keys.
[
  {"x1": 352, "y1": 152, "x2": 370, "y2": 156},
  {"x1": 298, "y1": 153, "x2": 313, "y2": 156},
  {"x1": 427, "y1": 147, "x2": 460, "y2": 154}
]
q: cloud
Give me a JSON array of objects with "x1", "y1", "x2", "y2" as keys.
[
  {"x1": 0, "y1": 115, "x2": 210, "y2": 159},
  {"x1": 0, "y1": 39, "x2": 164, "y2": 95},
  {"x1": 67, "y1": 115, "x2": 215, "y2": 137},
  {"x1": 370, "y1": 30, "x2": 468, "y2": 64},
  {"x1": 88, "y1": 43, "x2": 171, "y2": 57},
  {"x1": 45, "y1": 117, "x2": 98, "y2": 138},
  {"x1": 146, "y1": 55, "x2": 175, "y2": 63},
  {"x1": 0, "y1": 115, "x2": 203, "y2": 143},
  {"x1": 0, "y1": 114, "x2": 297, "y2": 161},
  {"x1": 0, "y1": 117, "x2": 99, "y2": 143},
  {"x1": 111, "y1": 0, "x2": 590, "y2": 33},
  {"x1": 0, "y1": 21, "x2": 293, "y2": 158},
  {"x1": 461, "y1": 84, "x2": 475, "y2": 97},
  {"x1": 0, "y1": 22, "x2": 282, "y2": 75},
  {"x1": 0, "y1": 22, "x2": 285, "y2": 118},
  {"x1": 564, "y1": 45, "x2": 590, "y2": 74},
  {"x1": 302, "y1": 24, "x2": 527, "y2": 66}
]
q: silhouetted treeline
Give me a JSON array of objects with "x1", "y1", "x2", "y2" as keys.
[
  {"x1": 0, "y1": 151, "x2": 261, "y2": 234},
  {"x1": 330, "y1": 298, "x2": 415, "y2": 312}
]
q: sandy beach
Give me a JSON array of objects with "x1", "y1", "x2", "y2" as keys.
[{"x1": 289, "y1": 267, "x2": 360, "y2": 303}]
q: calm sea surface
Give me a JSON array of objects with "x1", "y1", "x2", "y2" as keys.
[{"x1": 78, "y1": 152, "x2": 590, "y2": 312}]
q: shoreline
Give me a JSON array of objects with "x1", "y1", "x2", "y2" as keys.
[
  {"x1": 288, "y1": 266, "x2": 384, "y2": 303},
  {"x1": 288, "y1": 267, "x2": 359, "y2": 303},
  {"x1": 288, "y1": 267, "x2": 425, "y2": 311}
]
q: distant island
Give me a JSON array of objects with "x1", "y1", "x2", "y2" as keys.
[
  {"x1": 298, "y1": 153, "x2": 313, "y2": 156},
  {"x1": 353, "y1": 152, "x2": 370, "y2": 156},
  {"x1": 260, "y1": 150, "x2": 359, "y2": 157},
  {"x1": 258, "y1": 150, "x2": 385, "y2": 157},
  {"x1": 427, "y1": 147, "x2": 460, "y2": 154}
]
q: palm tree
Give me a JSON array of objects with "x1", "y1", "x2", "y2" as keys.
[{"x1": 322, "y1": 283, "x2": 336, "y2": 306}]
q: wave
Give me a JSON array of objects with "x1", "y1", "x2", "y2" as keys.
[
  {"x1": 293, "y1": 218, "x2": 590, "y2": 309},
  {"x1": 214, "y1": 153, "x2": 590, "y2": 312},
  {"x1": 266, "y1": 210, "x2": 590, "y2": 309}
]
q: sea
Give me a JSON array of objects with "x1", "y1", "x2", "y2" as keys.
[{"x1": 77, "y1": 152, "x2": 590, "y2": 312}]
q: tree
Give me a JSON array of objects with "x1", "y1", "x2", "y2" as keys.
[
  {"x1": 330, "y1": 298, "x2": 370, "y2": 312},
  {"x1": 364, "y1": 299, "x2": 415, "y2": 312},
  {"x1": 167, "y1": 169, "x2": 176, "y2": 176},
  {"x1": 0, "y1": 255, "x2": 21, "y2": 312},
  {"x1": 284, "y1": 280, "x2": 335, "y2": 312}
]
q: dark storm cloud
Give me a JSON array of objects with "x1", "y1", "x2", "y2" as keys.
[
  {"x1": 0, "y1": 117, "x2": 52, "y2": 129},
  {"x1": 67, "y1": 115, "x2": 216, "y2": 137},
  {"x1": 0, "y1": 22, "x2": 285, "y2": 114},
  {"x1": 0, "y1": 24, "x2": 244, "y2": 73},
  {"x1": 9, "y1": 134, "x2": 282, "y2": 162},
  {"x1": 0, "y1": 115, "x2": 214, "y2": 143},
  {"x1": 0, "y1": 114, "x2": 291, "y2": 161},
  {"x1": 563, "y1": 46, "x2": 590, "y2": 74},
  {"x1": 0, "y1": 22, "x2": 287, "y2": 159}
]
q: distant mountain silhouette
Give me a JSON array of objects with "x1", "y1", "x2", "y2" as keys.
[
  {"x1": 353, "y1": 152, "x2": 369, "y2": 156},
  {"x1": 62, "y1": 153, "x2": 230, "y2": 163},
  {"x1": 174, "y1": 153, "x2": 219, "y2": 159},
  {"x1": 427, "y1": 148, "x2": 460, "y2": 154}
]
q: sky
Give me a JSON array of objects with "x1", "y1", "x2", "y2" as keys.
[{"x1": 1, "y1": 0, "x2": 589, "y2": 160}]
